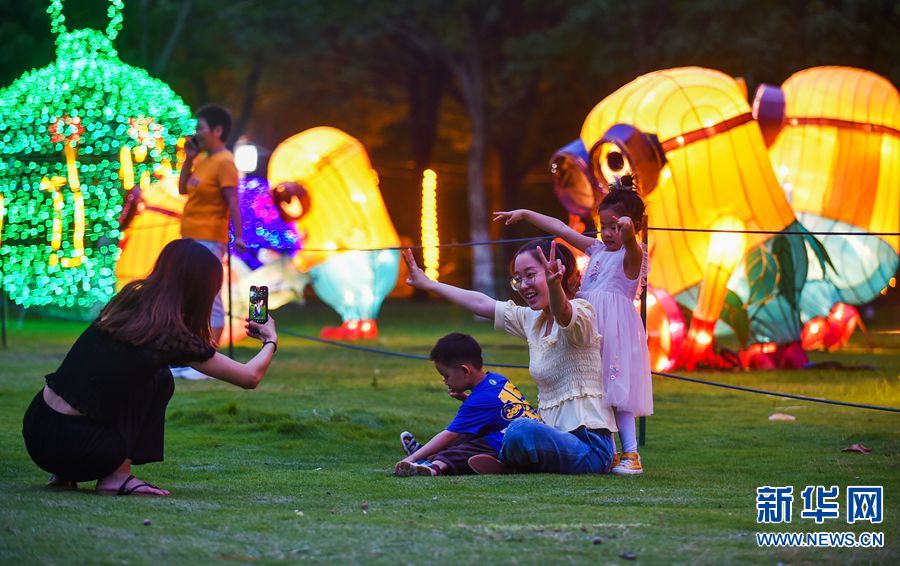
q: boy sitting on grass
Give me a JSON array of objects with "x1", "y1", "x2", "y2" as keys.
[{"x1": 395, "y1": 333, "x2": 540, "y2": 476}]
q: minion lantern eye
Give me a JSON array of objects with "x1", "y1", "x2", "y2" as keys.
[
  {"x1": 270, "y1": 181, "x2": 311, "y2": 222},
  {"x1": 606, "y1": 150, "x2": 625, "y2": 172},
  {"x1": 590, "y1": 123, "x2": 666, "y2": 196}
]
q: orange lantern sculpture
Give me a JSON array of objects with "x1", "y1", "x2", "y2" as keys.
[
  {"x1": 645, "y1": 286, "x2": 686, "y2": 372},
  {"x1": 579, "y1": 67, "x2": 805, "y2": 369},
  {"x1": 268, "y1": 127, "x2": 401, "y2": 339},
  {"x1": 755, "y1": 66, "x2": 899, "y2": 350}
]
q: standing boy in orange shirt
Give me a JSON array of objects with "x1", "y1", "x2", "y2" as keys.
[{"x1": 179, "y1": 104, "x2": 246, "y2": 347}]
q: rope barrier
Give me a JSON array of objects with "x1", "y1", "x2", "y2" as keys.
[
  {"x1": 644, "y1": 227, "x2": 900, "y2": 237},
  {"x1": 230, "y1": 228, "x2": 900, "y2": 253},
  {"x1": 117, "y1": 222, "x2": 900, "y2": 246},
  {"x1": 651, "y1": 371, "x2": 900, "y2": 414},
  {"x1": 276, "y1": 327, "x2": 453, "y2": 363},
  {"x1": 273, "y1": 326, "x2": 900, "y2": 414}
]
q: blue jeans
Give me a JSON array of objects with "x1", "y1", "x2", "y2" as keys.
[{"x1": 499, "y1": 419, "x2": 615, "y2": 474}]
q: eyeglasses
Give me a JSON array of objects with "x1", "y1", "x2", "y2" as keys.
[{"x1": 510, "y1": 271, "x2": 540, "y2": 291}]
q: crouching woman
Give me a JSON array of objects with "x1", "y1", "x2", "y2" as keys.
[{"x1": 22, "y1": 239, "x2": 278, "y2": 496}]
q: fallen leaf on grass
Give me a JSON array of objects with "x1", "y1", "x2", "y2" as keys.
[
  {"x1": 768, "y1": 413, "x2": 796, "y2": 421},
  {"x1": 841, "y1": 443, "x2": 871, "y2": 454}
]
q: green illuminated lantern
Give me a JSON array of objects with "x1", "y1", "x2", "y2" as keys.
[{"x1": 0, "y1": 0, "x2": 193, "y2": 318}]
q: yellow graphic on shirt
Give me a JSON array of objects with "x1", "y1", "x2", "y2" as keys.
[{"x1": 498, "y1": 381, "x2": 542, "y2": 422}]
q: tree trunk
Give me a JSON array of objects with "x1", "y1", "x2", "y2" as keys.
[
  {"x1": 493, "y1": 74, "x2": 538, "y2": 271},
  {"x1": 497, "y1": 143, "x2": 525, "y2": 269},
  {"x1": 139, "y1": 0, "x2": 150, "y2": 65},
  {"x1": 408, "y1": 53, "x2": 446, "y2": 173},
  {"x1": 153, "y1": 0, "x2": 194, "y2": 77},
  {"x1": 228, "y1": 52, "x2": 265, "y2": 148},
  {"x1": 457, "y1": 47, "x2": 495, "y2": 297},
  {"x1": 385, "y1": 9, "x2": 496, "y2": 294}
]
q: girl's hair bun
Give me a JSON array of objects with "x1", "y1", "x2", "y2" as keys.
[{"x1": 608, "y1": 174, "x2": 636, "y2": 192}]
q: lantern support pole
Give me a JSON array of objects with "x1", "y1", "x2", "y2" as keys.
[
  {"x1": 639, "y1": 214, "x2": 648, "y2": 447},
  {"x1": 1, "y1": 285, "x2": 7, "y2": 349},
  {"x1": 227, "y1": 244, "x2": 234, "y2": 359}
]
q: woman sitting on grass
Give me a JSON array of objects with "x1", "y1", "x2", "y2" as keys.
[
  {"x1": 22, "y1": 239, "x2": 279, "y2": 496},
  {"x1": 403, "y1": 240, "x2": 617, "y2": 474}
]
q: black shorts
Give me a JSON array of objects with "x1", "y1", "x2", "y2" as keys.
[
  {"x1": 430, "y1": 434, "x2": 497, "y2": 475},
  {"x1": 22, "y1": 371, "x2": 173, "y2": 482},
  {"x1": 22, "y1": 391, "x2": 126, "y2": 482}
]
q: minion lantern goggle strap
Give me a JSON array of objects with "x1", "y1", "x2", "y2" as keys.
[
  {"x1": 752, "y1": 84, "x2": 786, "y2": 147},
  {"x1": 590, "y1": 114, "x2": 757, "y2": 195},
  {"x1": 752, "y1": 83, "x2": 900, "y2": 147}
]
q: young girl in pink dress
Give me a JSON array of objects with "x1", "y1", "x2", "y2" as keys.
[{"x1": 494, "y1": 179, "x2": 652, "y2": 474}]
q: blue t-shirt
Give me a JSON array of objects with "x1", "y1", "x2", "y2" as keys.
[{"x1": 446, "y1": 372, "x2": 541, "y2": 451}]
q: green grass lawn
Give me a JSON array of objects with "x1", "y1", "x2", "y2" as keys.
[{"x1": 1, "y1": 300, "x2": 898, "y2": 564}]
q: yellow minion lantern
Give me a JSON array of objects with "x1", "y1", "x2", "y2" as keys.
[
  {"x1": 267, "y1": 127, "x2": 401, "y2": 339},
  {"x1": 580, "y1": 67, "x2": 798, "y2": 367},
  {"x1": 757, "y1": 66, "x2": 899, "y2": 308}
]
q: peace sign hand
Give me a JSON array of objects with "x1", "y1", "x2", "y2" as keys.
[{"x1": 536, "y1": 241, "x2": 565, "y2": 289}]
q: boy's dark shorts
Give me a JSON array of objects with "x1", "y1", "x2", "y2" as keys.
[{"x1": 430, "y1": 434, "x2": 497, "y2": 475}]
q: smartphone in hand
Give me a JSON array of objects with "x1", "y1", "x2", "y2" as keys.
[
  {"x1": 186, "y1": 135, "x2": 200, "y2": 152},
  {"x1": 249, "y1": 285, "x2": 269, "y2": 324}
]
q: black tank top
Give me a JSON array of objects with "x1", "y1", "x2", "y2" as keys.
[{"x1": 45, "y1": 323, "x2": 215, "y2": 421}]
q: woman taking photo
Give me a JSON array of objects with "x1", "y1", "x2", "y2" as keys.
[{"x1": 22, "y1": 239, "x2": 278, "y2": 496}]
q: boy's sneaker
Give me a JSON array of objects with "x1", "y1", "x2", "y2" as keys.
[
  {"x1": 400, "y1": 431, "x2": 423, "y2": 456},
  {"x1": 611, "y1": 452, "x2": 621, "y2": 469},
  {"x1": 610, "y1": 452, "x2": 643, "y2": 475},
  {"x1": 394, "y1": 461, "x2": 435, "y2": 477},
  {"x1": 467, "y1": 454, "x2": 515, "y2": 475}
]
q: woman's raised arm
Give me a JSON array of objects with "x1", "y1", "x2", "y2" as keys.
[
  {"x1": 403, "y1": 249, "x2": 496, "y2": 319},
  {"x1": 191, "y1": 317, "x2": 277, "y2": 389}
]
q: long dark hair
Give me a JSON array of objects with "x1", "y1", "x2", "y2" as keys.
[
  {"x1": 97, "y1": 239, "x2": 223, "y2": 347},
  {"x1": 512, "y1": 239, "x2": 580, "y2": 299}
]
